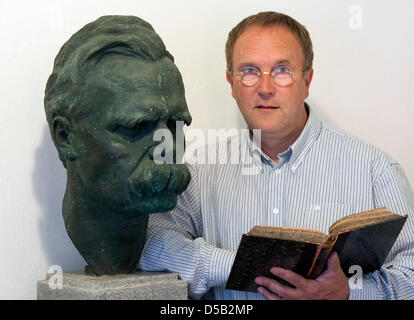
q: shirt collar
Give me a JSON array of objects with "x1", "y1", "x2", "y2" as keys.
[{"x1": 289, "y1": 103, "x2": 322, "y2": 171}]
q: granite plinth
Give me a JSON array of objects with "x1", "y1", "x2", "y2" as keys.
[{"x1": 37, "y1": 271, "x2": 187, "y2": 300}]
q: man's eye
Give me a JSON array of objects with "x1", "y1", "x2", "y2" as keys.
[
  {"x1": 241, "y1": 67, "x2": 259, "y2": 75},
  {"x1": 112, "y1": 121, "x2": 156, "y2": 140},
  {"x1": 273, "y1": 66, "x2": 291, "y2": 74}
]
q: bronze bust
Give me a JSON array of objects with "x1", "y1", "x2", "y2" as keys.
[{"x1": 44, "y1": 15, "x2": 192, "y2": 275}]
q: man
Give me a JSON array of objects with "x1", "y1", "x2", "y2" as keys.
[
  {"x1": 139, "y1": 11, "x2": 414, "y2": 299},
  {"x1": 44, "y1": 15, "x2": 192, "y2": 275}
]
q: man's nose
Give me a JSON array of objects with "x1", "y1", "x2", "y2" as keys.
[{"x1": 257, "y1": 72, "x2": 275, "y2": 99}]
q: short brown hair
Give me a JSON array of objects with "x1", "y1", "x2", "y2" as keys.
[{"x1": 225, "y1": 11, "x2": 314, "y2": 73}]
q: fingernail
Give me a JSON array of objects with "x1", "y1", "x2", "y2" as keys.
[
  {"x1": 255, "y1": 277, "x2": 263, "y2": 285},
  {"x1": 270, "y1": 267, "x2": 280, "y2": 275}
]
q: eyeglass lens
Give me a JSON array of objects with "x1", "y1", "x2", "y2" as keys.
[{"x1": 240, "y1": 67, "x2": 293, "y2": 87}]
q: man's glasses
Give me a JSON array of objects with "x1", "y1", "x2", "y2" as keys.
[{"x1": 233, "y1": 66, "x2": 294, "y2": 87}]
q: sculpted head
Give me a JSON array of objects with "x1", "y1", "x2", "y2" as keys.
[{"x1": 44, "y1": 16, "x2": 192, "y2": 274}]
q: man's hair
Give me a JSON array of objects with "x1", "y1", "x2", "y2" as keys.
[
  {"x1": 225, "y1": 11, "x2": 314, "y2": 73},
  {"x1": 44, "y1": 15, "x2": 174, "y2": 130}
]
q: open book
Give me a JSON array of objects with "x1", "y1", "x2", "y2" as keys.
[{"x1": 225, "y1": 207, "x2": 407, "y2": 292}]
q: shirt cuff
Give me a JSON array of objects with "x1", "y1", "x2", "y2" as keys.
[{"x1": 207, "y1": 247, "x2": 236, "y2": 288}]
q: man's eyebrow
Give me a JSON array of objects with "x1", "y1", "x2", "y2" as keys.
[
  {"x1": 237, "y1": 62, "x2": 260, "y2": 70},
  {"x1": 274, "y1": 59, "x2": 291, "y2": 66},
  {"x1": 236, "y1": 59, "x2": 292, "y2": 70}
]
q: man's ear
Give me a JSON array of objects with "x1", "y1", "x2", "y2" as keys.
[
  {"x1": 51, "y1": 116, "x2": 78, "y2": 162},
  {"x1": 303, "y1": 68, "x2": 314, "y2": 99},
  {"x1": 226, "y1": 70, "x2": 235, "y2": 99}
]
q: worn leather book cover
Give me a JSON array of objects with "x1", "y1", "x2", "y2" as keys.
[
  {"x1": 332, "y1": 217, "x2": 407, "y2": 275},
  {"x1": 225, "y1": 208, "x2": 407, "y2": 292}
]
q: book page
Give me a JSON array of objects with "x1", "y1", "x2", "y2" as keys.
[
  {"x1": 248, "y1": 226, "x2": 330, "y2": 244},
  {"x1": 328, "y1": 207, "x2": 387, "y2": 234},
  {"x1": 329, "y1": 207, "x2": 402, "y2": 235}
]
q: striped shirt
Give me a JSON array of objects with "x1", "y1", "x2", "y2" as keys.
[{"x1": 139, "y1": 106, "x2": 414, "y2": 300}]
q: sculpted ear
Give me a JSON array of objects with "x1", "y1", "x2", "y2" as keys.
[{"x1": 51, "y1": 116, "x2": 78, "y2": 164}]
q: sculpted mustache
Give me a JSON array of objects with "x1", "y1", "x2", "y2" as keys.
[{"x1": 127, "y1": 161, "x2": 191, "y2": 198}]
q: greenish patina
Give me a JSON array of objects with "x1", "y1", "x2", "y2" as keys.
[{"x1": 44, "y1": 15, "x2": 192, "y2": 275}]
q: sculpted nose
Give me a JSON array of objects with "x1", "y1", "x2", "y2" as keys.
[
  {"x1": 257, "y1": 73, "x2": 275, "y2": 100},
  {"x1": 150, "y1": 123, "x2": 176, "y2": 164}
]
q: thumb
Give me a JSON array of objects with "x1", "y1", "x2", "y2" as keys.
[
  {"x1": 316, "y1": 251, "x2": 342, "y2": 281},
  {"x1": 326, "y1": 252, "x2": 341, "y2": 271}
]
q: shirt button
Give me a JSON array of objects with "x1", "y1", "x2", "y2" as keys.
[
  {"x1": 272, "y1": 208, "x2": 279, "y2": 214},
  {"x1": 274, "y1": 169, "x2": 281, "y2": 174}
]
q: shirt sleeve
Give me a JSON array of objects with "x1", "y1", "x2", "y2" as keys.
[
  {"x1": 138, "y1": 163, "x2": 236, "y2": 299},
  {"x1": 349, "y1": 159, "x2": 414, "y2": 300}
]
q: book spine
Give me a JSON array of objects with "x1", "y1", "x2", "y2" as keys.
[
  {"x1": 306, "y1": 245, "x2": 324, "y2": 278},
  {"x1": 307, "y1": 243, "x2": 335, "y2": 278},
  {"x1": 293, "y1": 242, "x2": 320, "y2": 276}
]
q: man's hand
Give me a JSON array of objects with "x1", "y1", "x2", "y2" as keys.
[{"x1": 254, "y1": 252, "x2": 349, "y2": 300}]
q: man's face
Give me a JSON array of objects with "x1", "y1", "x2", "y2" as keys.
[
  {"x1": 68, "y1": 55, "x2": 191, "y2": 214},
  {"x1": 227, "y1": 25, "x2": 313, "y2": 140}
]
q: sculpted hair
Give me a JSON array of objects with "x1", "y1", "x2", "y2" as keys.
[
  {"x1": 225, "y1": 11, "x2": 314, "y2": 73},
  {"x1": 44, "y1": 15, "x2": 174, "y2": 133}
]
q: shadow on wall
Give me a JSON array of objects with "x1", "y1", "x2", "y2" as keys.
[
  {"x1": 32, "y1": 125, "x2": 86, "y2": 272},
  {"x1": 305, "y1": 99, "x2": 338, "y2": 128}
]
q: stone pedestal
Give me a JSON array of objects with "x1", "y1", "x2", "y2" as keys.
[{"x1": 37, "y1": 271, "x2": 187, "y2": 300}]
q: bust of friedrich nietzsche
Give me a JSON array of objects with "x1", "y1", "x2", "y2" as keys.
[{"x1": 44, "y1": 15, "x2": 192, "y2": 275}]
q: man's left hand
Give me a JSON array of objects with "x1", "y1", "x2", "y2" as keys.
[{"x1": 254, "y1": 252, "x2": 349, "y2": 300}]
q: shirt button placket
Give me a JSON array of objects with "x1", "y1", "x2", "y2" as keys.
[{"x1": 269, "y1": 166, "x2": 283, "y2": 226}]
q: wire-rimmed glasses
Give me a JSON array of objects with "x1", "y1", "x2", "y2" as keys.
[{"x1": 233, "y1": 66, "x2": 294, "y2": 87}]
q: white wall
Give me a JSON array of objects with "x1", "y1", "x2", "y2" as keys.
[{"x1": 1, "y1": 0, "x2": 413, "y2": 299}]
